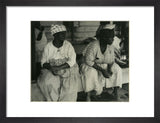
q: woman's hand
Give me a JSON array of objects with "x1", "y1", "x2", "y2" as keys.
[
  {"x1": 50, "y1": 66, "x2": 61, "y2": 76},
  {"x1": 51, "y1": 70, "x2": 59, "y2": 76},
  {"x1": 107, "y1": 65, "x2": 113, "y2": 75},
  {"x1": 51, "y1": 66, "x2": 61, "y2": 71},
  {"x1": 101, "y1": 69, "x2": 112, "y2": 78},
  {"x1": 43, "y1": 63, "x2": 60, "y2": 75},
  {"x1": 43, "y1": 63, "x2": 51, "y2": 70},
  {"x1": 51, "y1": 63, "x2": 70, "y2": 71}
]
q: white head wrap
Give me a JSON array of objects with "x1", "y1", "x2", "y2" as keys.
[
  {"x1": 102, "y1": 23, "x2": 115, "y2": 30},
  {"x1": 50, "y1": 24, "x2": 66, "y2": 35},
  {"x1": 96, "y1": 23, "x2": 115, "y2": 37}
]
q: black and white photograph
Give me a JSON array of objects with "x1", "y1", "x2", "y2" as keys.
[
  {"x1": 2, "y1": 4, "x2": 156, "y2": 118},
  {"x1": 31, "y1": 21, "x2": 129, "y2": 102}
]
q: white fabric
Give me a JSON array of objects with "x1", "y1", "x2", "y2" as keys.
[
  {"x1": 112, "y1": 36, "x2": 121, "y2": 50},
  {"x1": 80, "y1": 40, "x2": 123, "y2": 94},
  {"x1": 102, "y1": 24, "x2": 115, "y2": 30},
  {"x1": 38, "y1": 40, "x2": 81, "y2": 101},
  {"x1": 37, "y1": 64, "x2": 81, "y2": 101},
  {"x1": 96, "y1": 23, "x2": 115, "y2": 37},
  {"x1": 84, "y1": 41, "x2": 115, "y2": 67},
  {"x1": 41, "y1": 40, "x2": 76, "y2": 67}
]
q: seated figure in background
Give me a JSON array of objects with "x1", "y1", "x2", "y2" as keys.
[
  {"x1": 112, "y1": 24, "x2": 128, "y2": 68},
  {"x1": 37, "y1": 24, "x2": 81, "y2": 101}
]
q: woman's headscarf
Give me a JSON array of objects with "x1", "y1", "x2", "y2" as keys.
[
  {"x1": 96, "y1": 23, "x2": 115, "y2": 38},
  {"x1": 50, "y1": 24, "x2": 67, "y2": 35}
]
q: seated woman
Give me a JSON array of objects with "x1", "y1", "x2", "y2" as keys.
[
  {"x1": 80, "y1": 23, "x2": 123, "y2": 101},
  {"x1": 112, "y1": 24, "x2": 128, "y2": 67},
  {"x1": 37, "y1": 24, "x2": 81, "y2": 101}
]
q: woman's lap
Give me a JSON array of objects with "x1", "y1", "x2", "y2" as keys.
[
  {"x1": 80, "y1": 63, "x2": 122, "y2": 94},
  {"x1": 37, "y1": 65, "x2": 80, "y2": 101}
]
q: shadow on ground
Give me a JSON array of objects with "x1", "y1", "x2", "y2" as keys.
[{"x1": 77, "y1": 83, "x2": 129, "y2": 102}]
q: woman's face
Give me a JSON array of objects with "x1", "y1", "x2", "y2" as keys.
[
  {"x1": 100, "y1": 29, "x2": 114, "y2": 45},
  {"x1": 54, "y1": 31, "x2": 66, "y2": 43}
]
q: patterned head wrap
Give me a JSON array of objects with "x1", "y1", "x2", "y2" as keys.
[{"x1": 50, "y1": 24, "x2": 67, "y2": 35}]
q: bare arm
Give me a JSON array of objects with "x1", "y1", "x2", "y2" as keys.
[
  {"x1": 55, "y1": 63, "x2": 70, "y2": 70},
  {"x1": 43, "y1": 62, "x2": 69, "y2": 70},
  {"x1": 115, "y1": 57, "x2": 126, "y2": 66},
  {"x1": 50, "y1": 63, "x2": 70, "y2": 71},
  {"x1": 43, "y1": 62, "x2": 70, "y2": 76},
  {"x1": 92, "y1": 63, "x2": 103, "y2": 72},
  {"x1": 93, "y1": 63, "x2": 111, "y2": 78}
]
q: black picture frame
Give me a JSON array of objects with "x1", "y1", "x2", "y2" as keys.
[{"x1": 0, "y1": 0, "x2": 160, "y2": 122}]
